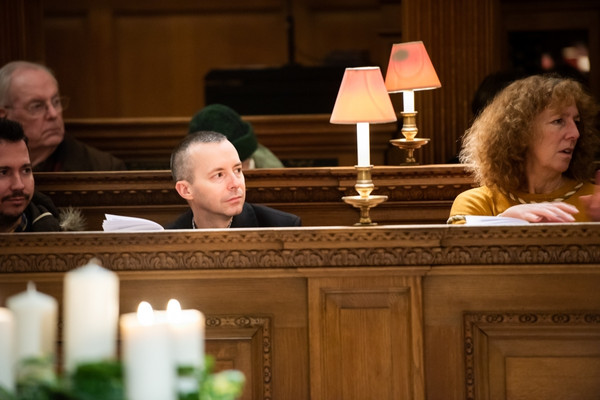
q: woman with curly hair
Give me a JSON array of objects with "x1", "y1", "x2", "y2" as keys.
[{"x1": 448, "y1": 74, "x2": 600, "y2": 223}]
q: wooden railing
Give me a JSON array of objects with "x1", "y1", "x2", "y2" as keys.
[
  {"x1": 2, "y1": 225, "x2": 599, "y2": 400},
  {"x1": 65, "y1": 115, "x2": 400, "y2": 169},
  {"x1": 35, "y1": 164, "x2": 475, "y2": 230}
]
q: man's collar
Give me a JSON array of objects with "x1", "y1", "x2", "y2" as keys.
[{"x1": 12, "y1": 214, "x2": 28, "y2": 232}]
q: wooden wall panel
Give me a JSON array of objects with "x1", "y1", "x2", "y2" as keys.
[
  {"x1": 42, "y1": 0, "x2": 397, "y2": 119},
  {"x1": 113, "y1": 12, "x2": 286, "y2": 117},
  {"x1": 205, "y1": 316, "x2": 272, "y2": 400},
  {"x1": 466, "y1": 312, "x2": 600, "y2": 400},
  {"x1": 0, "y1": 0, "x2": 44, "y2": 65},
  {"x1": 425, "y1": 269, "x2": 600, "y2": 400},
  {"x1": 43, "y1": 14, "x2": 93, "y2": 118},
  {"x1": 307, "y1": 274, "x2": 425, "y2": 400},
  {"x1": 402, "y1": 0, "x2": 502, "y2": 164},
  {"x1": 1, "y1": 225, "x2": 600, "y2": 400}
]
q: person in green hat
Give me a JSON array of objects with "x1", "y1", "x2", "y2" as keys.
[{"x1": 188, "y1": 104, "x2": 284, "y2": 169}]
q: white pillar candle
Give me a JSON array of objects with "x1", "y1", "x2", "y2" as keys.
[
  {"x1": 403, "y1": 90, "x2": 415, "y2": 113},
  {"x1": 165, "y1": 299, "x2": 205, "y2": 395},
  {"x1": 356, "y1": 122, "x2": 371, "y2": 167},
  {"x1": 120, "y1": 302, "x2": 176, "y2": 400},
  {"x1": 0, "y1": 308, "x2": 14, "y2": 392},
  {"x1": 166, "y1": 299, "x2": 204, "y2": 370},
  {"x1": 6, "y1": 282, "x2": 57, "y2": 362},
  {"x1": 63, "y1": 259, "x2": 119, "y2": 372}
]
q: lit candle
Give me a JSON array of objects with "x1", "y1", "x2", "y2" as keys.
[
  {"x1": 166, "y1": 299, "x2": 204, "y2": 369},
  {"x1": 403, "y1": 90, "x2": 415, "y2": 113},
  {"x1": 0, "y1": 308, "x2": 14, "y2": 392},
  {"x1": 120, "y1": 301, "x2": 176, "y2": 400},
  {"x1": 6, "y1": 282, "x2": 57, "y2": 362},
  {"x1": 356, "y1": 122, "x2": 371, "y2": 167},
  {"x1": 166, "y1": 299, "x2": 205, "y2": 395},
  {"x1": 63, "y1": 259, "x2": 119, "y2": 371}
]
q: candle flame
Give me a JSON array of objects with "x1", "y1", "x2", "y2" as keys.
[
  {"x1": 166, "y1": 299, "x2": 182, "y2": 322},
  {"x1": 137, "y1": 301, "x2": 154, "y2": 325}
]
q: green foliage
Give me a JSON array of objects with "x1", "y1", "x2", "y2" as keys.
[
  {"x1": 198, "y1": 355, "x2": 245, "y2": 400},
  {"x1": 67, "y1": 361, "x2": 124, "y2": 400},
  {"x1": 13, "y1": 357, "x2": 63, "y2": 400},
  {"x1": 200, "y1": 370, "x2": 245, "y2": 400},
  {"x1": 0, "y1": 356, "x2": 244, "y2": 400},
  {"x1": 0, "y1": 386, "x2": 16, "y2": 400}
]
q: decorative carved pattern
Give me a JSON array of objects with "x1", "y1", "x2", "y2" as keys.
[
  {"x1": 1, "y1": 225, "x2": 599, "y2": 273},
  {"x1": 205, "y1": 315, "x2": 272, "y2": 400},
  {"x1": 35, "y1": 166, "x2": 475, "y2": 207},
  {"x1": 464, "y1": 311, "x2": 600, "y2": 400}
]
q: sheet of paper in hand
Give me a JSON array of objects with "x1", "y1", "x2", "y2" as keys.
[{"x1": 463, "y1": 215, "x2": 530, "y2": 226}]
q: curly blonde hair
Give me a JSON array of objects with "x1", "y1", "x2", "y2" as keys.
[{"x1": 459, "y1": 74, "x2": 599, "y2": 191}]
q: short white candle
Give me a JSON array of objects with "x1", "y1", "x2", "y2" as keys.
[
  {"x1": 0, "y1": 308, "x2": 14, "y2": 392},
  {"x1": 166, "y1": 299, "x2": 204, "y2": 370},
  {"x1": 356, "y1": 122, "x2": 371, "y2": 167},
  {"x1": 6, "y1": 282, "x2": 57, "y2": 362},
  {"x1": 165, "y1": 299, "x2": 205, "y2": 394},
  {"x1": 63, "y1": 259, "x2": 119, "y2": 371},
  {"x1": 121, "y1": 302, "x2": 176, "y2": 400},
  {"x1": 403, "y1": 90, "x2": 415, "y2": 113}
]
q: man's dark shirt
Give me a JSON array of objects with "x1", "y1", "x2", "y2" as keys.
[
  {"x1": 34, "y1": 135, "x2": 127, "y2": 172},
  {"x1": 166, "y1": 203, "x2": 301, "y2": 229},
  {"x1": 15, "y1": 191, "x2": 62, "y2": 232}
]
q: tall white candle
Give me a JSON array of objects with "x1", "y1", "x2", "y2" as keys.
[
  {"x1": 121, "y1": 302, "x2": 176, "y2": 400},
  {"x1": 356, "y1": 122, "x2": 371, "y2": 167},
  {"x1": 403, "y1": 90, "x2": 415, "y2": 113},
  {"x1": 0, "y1": 308, "x2": 14, "y2": 392},
  {"x1": 165, "y1": 299, "x2": 205, "y2": 394},
  {"x1": 63, "y1": 259, "x2": 119, "y2": 371},
  {"x1": 6, "y1": 282, "x2": 57, "y2": 362}
]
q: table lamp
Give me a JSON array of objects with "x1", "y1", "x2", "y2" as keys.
[
  {"x1": 330, "y1": 66, "x2": 397, "y2": 225},
  {"x1": 384, "y1": 41, "x2": 441, "y2": 164}
]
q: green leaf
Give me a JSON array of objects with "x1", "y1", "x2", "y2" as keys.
[
  {"x1": 2, "y1": 355, "x2": 244, "y2": 400},
  {"x1": 200, "y1": 370, "x2": 245, "y2": 400},
  {"x1": 0, "y1": 385, "x2": 16, "y2": 400},
  {"x1": 68, "y1": 361, "x2": 124, "y2": 400}
]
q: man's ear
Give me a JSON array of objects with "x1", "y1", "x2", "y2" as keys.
[
  {"x1": 175, "y1": 180, "x2": 194, "y2": 201},
  {"x1": 0, "y1": 108, "x2": 7, "y2": 118}
]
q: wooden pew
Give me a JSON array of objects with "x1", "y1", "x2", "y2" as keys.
[
  {"x1": 35, "y1": 164, "x2": 475, "y2": 230},
  {"x1": 64, "y1": 115, "x2": 399, "y2": 169},
  {"x1": 2, "y1": 225, "x2": 600, "y2": 400}
]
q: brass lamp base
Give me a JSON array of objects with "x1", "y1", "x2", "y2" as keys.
[
  {"x1": 390, "y1": 111, "x2": 429, "y2": 165},
  {"x1": 390, "y1": 137, "x2": 430, "y2": 165},
  {"x1": 342, "y1": 166, "x2": 388, "y2": 225}
]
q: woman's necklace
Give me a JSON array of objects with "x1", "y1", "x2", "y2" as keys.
[{"x1": 503, "y1": 182, "x2": 584, "y2": 204}]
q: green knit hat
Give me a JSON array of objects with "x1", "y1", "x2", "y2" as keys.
[{"x1": 188, "y1": 104, "x2": 258, "y2": 161}]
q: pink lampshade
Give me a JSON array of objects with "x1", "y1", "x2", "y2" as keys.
[
  {"x1": 330, "y1": 67, "x2": 397, "y2": 124},
  {"x1": 384, "y1": 41, "x2": 441, "y2": 92}
]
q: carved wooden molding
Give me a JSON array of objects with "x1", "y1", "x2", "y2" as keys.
[
  {"x1": 464, "y1": 311, "x2": 600, "y2": 400},
  {"x1": 1, "y1": 225, "x2": 599, "y2": 273},
  {"x1": 205, "y1": 315, "x2": 272, "y2": 400},
  {"x1": 35, "y1": 165, "x2": 475, "y2": 208}
]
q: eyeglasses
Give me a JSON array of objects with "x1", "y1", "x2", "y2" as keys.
[{"x1": 4, "y1": 96, "x2": 69, "y2": 118}]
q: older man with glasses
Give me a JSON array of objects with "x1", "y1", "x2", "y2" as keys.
[{"x1": 0, "y1": 61, "x2": 126, "y2": 172}]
